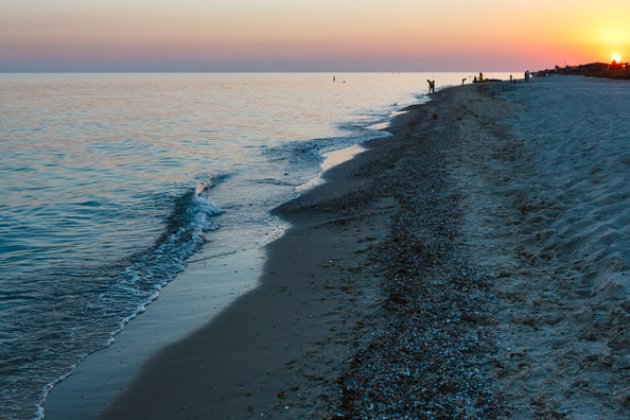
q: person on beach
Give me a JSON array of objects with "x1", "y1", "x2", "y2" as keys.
[
  {"x1": 427, "y1": 79, "x2": 435, "y2": 94},
  {"x1": 524, "y1": 70, "x2": 530, "y2": 82}
]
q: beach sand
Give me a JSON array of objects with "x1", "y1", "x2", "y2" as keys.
[
  {"x1": 99, "y1": 140, "x2": 396, "y2": 418},
  {"x1": 96, "y1": 76, "x2": 628, "y2": 418}
]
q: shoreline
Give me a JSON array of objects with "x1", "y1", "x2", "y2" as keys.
[
  {"x1": 6, "y1": 72, "x2": 440, "y2": 420},
  {"x1": 42, "y1": 135, "x2": 397, "y2": 418},
  {"x1": 97, "y1": 123, "x2": 400, "y2": 418},
  {"x1": 54, "y1": 76, "x2": 629, "y2": 418},
  {"x1": 42, "y1": 245, "x2": 270, "y2": 419},
  {"x1": 98, "y1": 84, "x2": 503, "y2": 418},
  {"x1": 41, "y1": 142, "x2": 378, "y2": 419}
]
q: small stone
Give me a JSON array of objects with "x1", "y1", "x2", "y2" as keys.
[
  {"x1": 613, "y1": 386, "x2": 630, "y2": 406},
  {"x1": 599, "y1": 347, "x2": 614, "y2": 367},
  {"x1": 612, "y1": 355, "x2": 630, "y2": 371},
  {"x1": 573, "y1": 305, "x2": 593, "y2": 322},
  {"x1": 596, "y1": 278, "x2": 627, "y2": 299},
  {"x1": 608, "y1": 331, "x2": 630, "y2": 351},
  {"x1": 608, "y1": 307, "x2": 630, "y2": 326}
]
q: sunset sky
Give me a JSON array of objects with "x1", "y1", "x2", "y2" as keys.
[{"x1": 1, "y1": 0, "x2": 629, "y2": 72}]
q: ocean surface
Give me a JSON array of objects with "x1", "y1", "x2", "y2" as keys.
[{"x1": 0, "y1": 72, "x2": 511, "y2": 419}]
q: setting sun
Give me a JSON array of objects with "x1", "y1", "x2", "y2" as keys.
[{"x1": 612, "y1": 54, "x2": 621, "y2": 63}]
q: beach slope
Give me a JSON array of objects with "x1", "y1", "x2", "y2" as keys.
[{"x1": 101, "y1": 77, "x2": 629, "y2": 418}]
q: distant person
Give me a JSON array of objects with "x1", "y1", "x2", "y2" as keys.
[
  {"x1": 462, "y1": 78, "x2": 467, "y2": 85},
  {"x1": 479, "y1": 72, "x2": 484, "y2": 82},
  {"x1": 427, "y1": 79, "x2": 435, "y2": 94},
  {"x1": 473, "y1": 76, "x2": 478, "y2": 83},
  {"x1": 333, "y1": 75, "x2": 336, "y2": 82},
  {"x1": 510, "y1": 74, "x2": 513, "y2": 83},
  {"x1": 524, "y1": 70, "x2": 530, "y2": 82}
]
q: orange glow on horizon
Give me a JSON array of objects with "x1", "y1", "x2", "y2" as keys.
[{"x1": 3, "y1": 1, "x2": 630, "y2": 71}]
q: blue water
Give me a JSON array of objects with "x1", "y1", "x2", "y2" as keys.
[{"x1": 0, "y1": 72, "x2": 511, "y2": 418}]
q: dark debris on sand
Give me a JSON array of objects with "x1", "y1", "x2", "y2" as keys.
[{"x1": 329, "y1": 90, "x2": 507, "y2": 418}]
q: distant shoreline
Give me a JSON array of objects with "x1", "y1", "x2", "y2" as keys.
[{"x1": 536, "y1": 61, "x2": 630, "y2": 80}]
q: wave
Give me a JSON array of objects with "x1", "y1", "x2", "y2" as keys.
[
  {"x1": 336, "y1": 122, "x2": 376, "y2": 134},
  {"x1": 36, "y1": 176, "x2": 225, "y2": 419},
  {"x1": 112, "y1": 187, "x2": 223, "y2": 315},
  {"x1": 263, "y1": 130, "x2": 390, "y2": 170}
]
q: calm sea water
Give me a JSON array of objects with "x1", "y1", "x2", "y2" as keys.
[{"x1": 0, "y1": 72, "x2": 511, "y2": 419}]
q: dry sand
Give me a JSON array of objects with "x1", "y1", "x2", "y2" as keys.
[
  {"x1": 471, "y1": 77, "x2": 630, "y2": 417},
  {"x1": 100, "y1": 77, "x2": 628, "y2": 419}
]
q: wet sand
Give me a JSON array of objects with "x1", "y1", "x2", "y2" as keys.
[
  {"x1": 99, "y1": 135, "x2": 397, "y2": 418},
  {"x1": 100, "y1": 77, "x2": 628, "y2": 418}
]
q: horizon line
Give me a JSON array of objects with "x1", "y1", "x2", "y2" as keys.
[{"x1": 0, "y1": 69, "x2": 526, "y2": 74}]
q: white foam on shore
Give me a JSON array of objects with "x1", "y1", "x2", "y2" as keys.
[{"x1": 296, "y1": 143, "x2": 367, "y2": 192}]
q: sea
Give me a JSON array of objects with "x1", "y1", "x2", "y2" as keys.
[{"x1": 0, "y1": 72, "x2": 512, "y2": 419}]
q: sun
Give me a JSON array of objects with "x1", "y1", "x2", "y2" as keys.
[{"x1": 611, "y1": 54, "x2": 621, "y2": 64}]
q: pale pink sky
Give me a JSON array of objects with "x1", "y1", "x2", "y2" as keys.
[{"x1": 1, "y1": 0, "x2": 629, "y2": 71}]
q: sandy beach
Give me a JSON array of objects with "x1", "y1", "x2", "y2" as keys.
[{"x1": 92, "y1": 76, "x2": 630, "y2": 418}]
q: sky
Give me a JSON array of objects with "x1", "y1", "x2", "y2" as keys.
[{"x1": 1, "y1": 0, "x2": 629, "y2": 72}]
